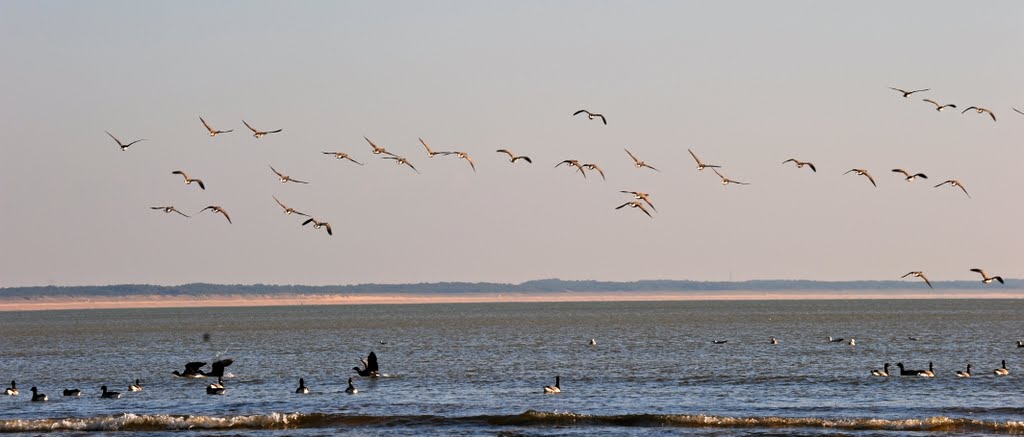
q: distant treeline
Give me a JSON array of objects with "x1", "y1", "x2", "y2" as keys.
[{"x1": 0, "y1": 279, "x2": 1020, "y2": 299}]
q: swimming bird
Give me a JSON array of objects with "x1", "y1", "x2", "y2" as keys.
[
  {"x1": 922, "y1": 99, "x2": 956, "y2": 111},
  {"x1": 1018, "y1": 341, "x2": 1024, "y2": 348},
  {"x1": 918, "y1": 362, "x2": 935, "y2": 377},
  {"x1": 589, "y1": 338, "x2": 597, "y2": 346},
  {"x1": 106, "y1": 131, "x2": 146, "y2": 151},
  {"x1": 826, "y1": 336, "x2": 844, "y2": 343},
  {"x1": 573, "y1": 109, "x2": 606, "y2": 125},
  {"x1": 321, "y1": 151, "x2": 363, "y2": 165},
  {"x1": 419, "y1": 137, "x2": 454, "y2": 158},
  {"x1": 908, "y1": 337, "x2": 920, "y2": 341},
  {"x1": 844, "y1": 169, "x2": 877, "y2": 187},
  {"x1": 382, "y1": 156, "x2": 419, "y2": 173},
  {"x1": 994, "y1": 360, "x2": 1010, "y2": 376},
  {"x1": 896, "y1": 363, "x2": 924, "y2": 376},
  {"x1": 100, "y1": 385, "x2": 120, "y2": 399},
  {"x1": 889, "y1": 87, "x2": 929, "y2": 98},
  {"x1": 199, "y1": 206, "x2": 232, "y2": 224},
  {"x1": 128, "y1": 379, "x2": 142, "y2": 392},
  {"x1": 712, "y1": 340, "x2": 728, "y2": 344},
  {"x1": 583, "y1": 163, "x2": 605, "y2": 180},
  {"x1": 206, "y1": 377, "x2": 226, "y2": 395},
  {"x1": 242, "y1": 120, "x2": 282, "y2": 138},
  {"x1": 301, "y1": 218, "x2": 333, "y2": 236},
  {"x1": 62, "y1": 389, "x2": 81, "y2": 397},
  {"x1": 364, "y1": 137, "x2": 397, "y2": 157},
  {"x1": 269, "y1": 165, "x2": 309, "y2": 184},
  {"x1": 872, "y1": 363, "x2": 890, "y2": 377},
  {"x1": 712, "y1": 168, "x2": 749, "y2": 186},
  {"x1": 273, "y1": 196, "x2": 309, "y2": 217},
  {"x1": 962, "y1": 106, "x2": 997, "y2": 122},
  {"x1": 30, "y1": 387, "x2": 47, "y2": 402},
  {"x1": 295, "y1": 378, "x2": 309, "y2": 394},
  {"x1": 4, "y1": 381, "x2": 17, "y2": 396},
  {"x1": 555, "y1": 160, "x2": 587, "y2": 178},
  {"x1": 454, "y1": 151, "x2": 476, "y2": 172},
  {"x1": 901, "y1": 271, "x2": 933, "y2": 289},
  {"x1": 891, "y1": 169, "x2": 927, "y2": 182},
  {"x1": 353, "y1": 352, "x2": 380, "y2": 377},
  {"x1": 150, "y1": 206, "x2": 190, "y2": 217},
  {"x1": 956, "y1": 364, "x2": 972, "y2": 378},
  {"x1": 849, "y1": 338, "x2": 856, "y2": 346},
  {"x1": 934, "y1": 179, "x2": 971, "y2": 198},
  {"x1": 496, "y1": 149, "x2": 532, "y2": 164},
  {"x1": 615, "y1": 201, "x2": 653, "y2": 218},
  {"x1": 171, "y1": 170, "x2": 206, "y2": 190},
  {"x1": 345, "y1": 377, "x2": 358, "y2": 394},
  {"x1": 620, "y1": 191, "x2": 655, "y2": 211},
  {"x1": 782, "y1": 159, "x2": 816, "y2": 172},
  {"x1": 687, "y1": 149, "x2": 721, "y2": 171},
  {"x1": 970, "y1": 268, "x2": 1004, "y2": 285},
  {"x1": 173, "y1": 361, "x2": 208, "y2": 378},
  {"x1": 625, "y1": 149, "x2": 660, "y2": 172},
  {"x1": 543, "y1": 375, "x2": 561, "y2": 394},
  {"x1": 200, "y1": 117, "x2": 233, "y2": 136},
  {"x1": 771, "y1": 338, "x2": 780, "y2": 345}
]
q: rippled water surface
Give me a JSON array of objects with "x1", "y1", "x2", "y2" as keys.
[{"x1": 1, "y1": 299, "x2": 1023, "y2": 435}]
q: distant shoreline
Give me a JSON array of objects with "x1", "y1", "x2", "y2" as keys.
[{"x1": 1, "y1": 290, "x2": 1021, "y2": 312}]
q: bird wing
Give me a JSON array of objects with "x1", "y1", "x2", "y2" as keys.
[
  {"x1": 173, "y1": 208, "x2": 190, "y2": 218},
  {"x1": 364, "y1": 136, "x2": 380, "y2": 151},
  {"x1": 688, "y1": 149, "x2": 702, "y2": 165},
  {"x1": 962, "y1": 106, "x2": 979, "y2": 114},
  {"x1": 1014, "y1": 107, "x2": 1024, "y2": 116},
  {"x1": 782, "y1": 159, "x2": 797, "y2": 165},
  {"x1": 983, "y1": 109, "x2": 996, "y2": 121},
  {"x1": 105, "y1": 131, "x2": 123, "y2": 146},
  {"x1": 302, "y1": 218, "x2": 314, "y2": 226},
  {"x1": 243, "y1": 120, "x2": 258, "y2": 133},
  {"x1": 403, "y1": 160, "x2": 420, "y2": 173},
  {"x1": 615, "y1": 202, "x2": 631, "y2": 210},
  {"x1": 172, "y1": 170, "x2": 187, "y2": 179},
  {"x1": 637, "y1": 203, "x2": 652, "y2": 218},
  {"x1": 217, "y1": 208, "x2": 232, "y2": 223},
  {"x1": 200, "y1": 117, "x2": 215, "y2": 133},
  {"x1": 625, "y1": 149, "x2": 639, "y2": 163},
  {"x1": 922, "y1": 99, "x2": 939, "y2": 107},
  {"x1": 970, "y1": 268, "x2": 985, "y2": 277},
  {"x1": 266, "y1": 129, "x2": 282, "y2": 134},
  {"x1": 589, "y1": 164, "x2": 605, "y2": 180},
  {"x1": 269, "y1": 165, "x2": 284, "y2": 178},
  {"x1": 921, "y1": 274, "x2": 933, "y2": 289},
  {"x1": 211, "y1": 358, "x2": 233, "y2": 376},
  {"x1": 915, "y1": 173, "x2": 928, "y2": 179},
  {"x1": 322, "y1": 151, "x2": 337, "y2": 155},
  {"x1": 901, "y1": 272, "x2": 914, "y2": 278},
  {"x1": 124, "y1": 138, "x2": 146, "y2": 147},
  {"x1": 892, "y1": 169, "x2": 910, "y2": 177},
  {"x1": 844, "y1": 169, "x2": 856, "y2": 175},
  {"x1": 419, "y1": 137, "x2": 434, "y2": 154},
  {"x1": 367, "y1": 352, "x2": 379, "y2": 372},
  {"x1": 934, "y1": 180, "x2": 950, "y2": 188},
  {"x1": 464, "y1": 155, "x2": 476, "y2": 172},
  {"x1": 957, "y1": 184, "x2": 971, "y2": 198},
  {"x1": 555, "y1": 160, "x2": 571, "y2": 168},
  {"x1": 889, "y1": 87, "x2": 908, "y2": 94},
  {"x1": 496, "y1": 149, "x2": 513, "y2": 158},
  {"x1": 643, "y1": 163, "x2": 660, "y2": 172},
  {"x1": 806, "y1": 162, "x2": 816, "y2": 172},
  {"x1": 599, "y1": 114, "x2": 607, "y2": 125},
  {"x1": 195, "y1": 179, "x2": 205, "y2": 190},
  {"x1": 864, "y1": 172, "x2": 877, "y2": 187},
  {"x1": 185, "y1": 362, "x2": 207, "y2": 374},
  {"x1": 572, "y1": 109, "x2": 588, "y2": 116},
  {"x1": 518, "y1": 156, "x2": 532, "y2": 163},
  {"x1": 273, "y1": 196, "x2": 288, "y2": 210},
  {"x1": 346, "y1": 156, "x2": 364, "y2": 165},
  {"x1": 150, "y1": 206, "x2": 165, "y2": 210},
  {"x1": 323, "y1": 223, "x2": 332, "y2": 235},
  {"x1": 712, "y1": 168, "x2": 725, "y2": 180},
  {"x1": 639, "y1": 195, "x2": 656, "y2": 211},
  {"x1": 909, "y1": 88, "x2": 929, "y2": 94}
]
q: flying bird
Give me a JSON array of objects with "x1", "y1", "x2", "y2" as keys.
[
  {"x1": 200, "y1": 206, "x2": 232, "y2": 224},
  {"x1": 625, "y1": 149, "x2": 660, "y2": 172},
  {"x1": 615, "y1": 201, "x2": 653, "y2": 218},
  {"x1": 321, "y1": 151, "x2": 363, "y2": 165},
  {"x1": 572, "y1": 109, "x2": 606, "y2": 125},
  {"x1": 712, "y1": 168, "x2": 749, "y2": 186},
  {"x1": 934, "y1": 180, "x2": 970, "y2": 198},
  {"x1": 382, "y1": 155, "x2": 419, "y2": 173},
  {"x1": 891, "y1": 169, "x2": 927, "y2": 182},
  {"x1": 353, "y1": 351, "x2": 381, "y2": 377},
  {"x1": 364, "y1": 137, "x2": 397, "y2": 157},
  {"x1": 687, "y1": 149, "x2": 721, "y2": 171},
  {"x1": 782, "y1": 159, "x2": 816, "y2": 172},
  {"x1": 961, "y1": 106, "x2": 997, "y2": 122},
  {"x1": 272, "y1": 196, "x2": 309, "y2": 217},
  {"x1": 199, "y1": 117, "x2": 233, "y2": 136},
  {"x1": 889, "y1": 87, "x2": 929, "y2": 98},
  {"x1": 302, "y1": 218, "x2": 332, "y2": 236},
  {"x1": 555, "y1": 159, "x2": 587, "y2": 178},
  {"x1": 922, "y1": 99, "x2": 956, "y2": 111},
  {"x1": 901, "y1": 271, "x2": 933, "y2": 289},
  {"x1": 496, "y1": 149, "x2": 532, "y2": 164},
  {"x1": 171, "y1": 170, "x2": 205, "y2": 190},
  {"x1": 844, "y1": 169, "x2": 877, "y2": 187},
  {"x1": 105, "y1": 131, "x2": 146, "y2": 151},
  {"x1": 620, "y1": 191, "x2": 655, "y2": 211},
  {"x1": 242, "y1": 120, "x2": 282, "y2": 138},
  {"x1": 419, "y1": 137, "x2": 454, "y2": 158},
  {"x1": 150, "y1": 206, "x2": 190, "y2": 217},
  {"x1": 583, "y1": 163, "x2": 605, "y2": 180},
  {"x1": 970, "y1": 268, "x2": 1004, "y2": 285},
  {"x1": 269, "y1": 165, "x2": 309, "y2": 184},
  {"x1": 454, "y1": 151, "x2": 476, "y2": 172}
]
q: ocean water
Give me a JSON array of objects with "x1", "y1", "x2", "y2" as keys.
[{"x1": 1, "y1": 299, "x2": 1022, "y2": 435}]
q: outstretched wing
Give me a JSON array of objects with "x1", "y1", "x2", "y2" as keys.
[
  {"x1": 625, "y1": 149, "x2": 639, "y2": 163},
  {"x1": 200, "y1": 117, "x2": 215, "y2": 133},
  {"x1": 367, "y1": 352, "x2": 379, "y2": 372},
  {"x1": 243, "y1": 120, "x2": 258, "y2": 133}
]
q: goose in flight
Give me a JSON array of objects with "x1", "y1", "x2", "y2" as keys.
[
  {"x1": 128, "y1": 379, "x2": 143, "y2": 392},
  {"x1": 922, "y1": 99, "x2": 956, "y2": 111},
  {"x1": 543, "y1": 375, "x2": 561, "y2": 394},
  {"x1": 454, "y1": 151, "x2": 476, "y2": 172},
  {"x1": 322, "y1": 151, "x2": 363, "y2": 165},
  {"x1": 994, "y1": 360, "x2": 1010, "y2": 376},
  {"x1": 620, "y1": 191, "x2": 655, "y2": 211},
  {"x1": 496, "y1": 149, "x2": 532, "y2": 164},
  {"x1": 269, "y1": 165, "x2": 309, "y2": 184},
  {"x1": 934, "y1": 179, "x2": 971, "y2": 198},
  {"x1": 573, "y1": 109, "x2": 606, "y2": 125},
  {"x1": 844, "y1": 169, "x2": 877, "y2": 187},
  {"x1": 345, "y1": 377, "x2": 358, "y2": 394},
  {"x1": 301, "y1": 218, "x2": 333, "y2": 236},
  {"x1": 625, "y1": 149, "x2": 660, "y2": 172},
  {"x1": 782, "y1": 159, "x2": 816, "y2": 172},
  {"x1": 583, "y1": 163, "x2": 605, "y2": 180},
  {"x1": 687, "y1": 149, "x2": 721, "y2": 171},
  {"x1": 615, "y1": 201, "x2": 653, "y2": 218},
  {"x1": 901, "y1": 271, "x2": 933, "y2": 289},
  {"x1": 273, "y1": 196, "x2": 309, "y2": 217},
  {"x1": 100, "y1": 385, "x2": 120, "y2": 399},
  {"x1": 712, "y1": 168, "x2": 749, "y2": 186},
  {"x1": 199, "y1": 206, "x2": 232, "y2": 224},
  {"x1": 872, "y1": 363, "x2": 890, "y2": 377},
  {"x1": 353, "y1": 351, "x2": 381, "y2": 377},
  {"x1": 106, "y1": 131, "x2": 146, "y2": 151},
  {"x1": 956, "y1": 364, "x2": 972, "y2": 378},
  {"x1": 364, "y1": 137, "x2": 397, "y2": 157},
  {"x1": 419, "y1": 137, "x2": 454, "y2": 158},
  {"x1": 200, "y1": 117, "x2": 233, "y2": 136},
  {"x1": 242, "y1": 120, "x2": 282, "y2": 138},
  {"x1": 970, "y1": 268, "x2": 1004, "y2": 284},
  {"x1": 295, "y1": 378, "x2": 309, "y2": 394},
  {"x1": 555, "y1": 159, "x2": 587, "y2": 178},
  {"x1": 962, "y1": 106, "x2": 997, "y2": 122},
  {"x1": 892, "y1": 169, "x2": 927, "y2": 182},
  {"x1": 150, "y1": 206, "x2": 190, "y2": 217},
  {"x1": 4, "y1": 381, "x2": 17, "y2": 396},
  {"x1": 30, "y1": 387, "x2": 47, "y2": 402},
  {"x1": 382, "y1": 155, "x2": 419, "y2": 173},
  {"x1": 172, "y1": 170, "x2": 206, "y2": 190},
  {"x1": 889, "y1": 87, "x2": 929, "y2": 98},
  {"x1": 173, "y1": 361, "x2": 208, "y2": 378}
]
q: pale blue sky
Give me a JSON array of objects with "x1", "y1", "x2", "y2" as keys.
[{"x1": 1, "y1": 1, "x2": 1021, "y2": 287}]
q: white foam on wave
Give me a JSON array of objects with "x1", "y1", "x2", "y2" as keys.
[{"x1": 0, "y1": 412, "x2": 304, "y2": 432}]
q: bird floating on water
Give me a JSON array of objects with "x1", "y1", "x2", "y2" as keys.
[
  {"x1": 242, "y1": 120, "x2": 282, "y2": 138},
  {"x1": 62, "y1": 389, "x2": 81, "y2": 397},
  {"x1": 269, "y1": 165, "x2": 309, "y2": 184},
  {"x1": 100, "y1": 385, "x2": 120, "y2": 399},
  {"x1": 295, "y1": 378, "x2": 309, "y2": 394},
  {"x1": 956, "y1": 364, "x2": 972, "y2": 378},
  {"x1": 200, "y1": 206, "x2": 232, "y2": 224},
  {"x1": 889, "y1": 87, "x2": 929, "y2": 98},
  {"x1": 782, "y1": 159, "x2": 816, "y2": 172},
  {"x1": 496, "y1": 149, "x2": 532, "y2": 164},
  {"x1": 128, "y1": 379, "x2": 142, "y2": 392},
  {"x1": 872, "y1": 363, "x2": 890, "y2": 377},
  {"x1": 345, "y1": 377, "x2": 358, "y2": 394},
  {"x1": 4, "y1": 381, "x2": 17, "y2": 396},
  {"x1": 543, "y1": 375, "x2": 561, "y2": 394},
  {"x1": 918, "y1": 362, "x2": 935, "y2": 377},
  {"x1": 962, "y1": 106, "x2": 997, "y2": 122},
  {"x1": 994, "y1": 360, "x2": 1010, "y2": 376},
  {"x1": 200, "y1": 117, "x2": 233, "y2": 136},
  {"x1": 589, "y1": 338, "x2": 597, "y2": 346},
  {"x1": 970, "y1": 268, "x2": 1004, "y2": 285},
  {"x1": 922, "y1": 99, "x2": 956, "y2": 111},
  {"x1": 172, "y1": 170, "x2": 206, "y2": 190},
  {"x1": 827, "y1": 336, "x2": 844, "y2": 343},
  {"x1": 901, "y1": 271, "x2": 933, "y2": 289},
  {"x1": 106, "y1": 131, "x2": 146, "y2": 151},
  {"x1": 625, "y1": 149, "x2": 659, "y2": 172},
  {"x1": 206, "y1": 377, "x2": 226, "y2": 395},
  {"x1": 30, "y1": 387, "x2": 47, "y2": 402},
  {"x1": 891, "y1": 169, "x2": 927, "y2": 182},
  {"x1": 572, "y1": 109, "x2": 606, "y2": 125},
  {"x1": 770, "y1": 338, "x2": 780, "y2": 345},
  {"x1": 712, "y1": 340, "x2": 728, "y2": 344},
  {"x1": 844, "y1": 169, "x2": 877, "y2": 187}
]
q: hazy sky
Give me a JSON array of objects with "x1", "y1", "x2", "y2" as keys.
[{"x1": 1, "y1": 1, "x2": 1021, "y2": 287}]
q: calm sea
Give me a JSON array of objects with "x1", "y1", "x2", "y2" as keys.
[{"x1": 1, "y1": 299, "x2": 1022, "y2": 435}]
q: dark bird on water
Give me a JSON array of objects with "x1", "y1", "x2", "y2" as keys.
[{"x1": 496, "y1": 149, "x2": 532, "y2": 164}]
